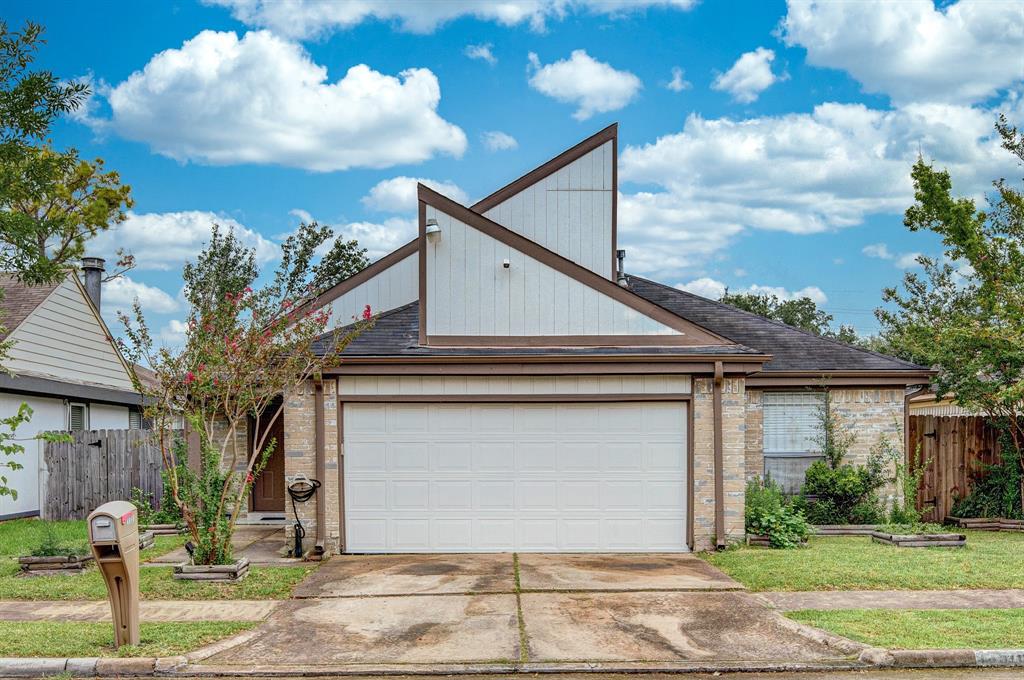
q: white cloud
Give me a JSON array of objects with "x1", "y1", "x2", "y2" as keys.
[
  {"x1": 335, "y1": 217, "x2": 417, "y2": 261},
  {"x1": 102, "y1": 276, "x2": 179, "y2": 315},
  {"x1": 781, "y1": 0, "x2": 1024, "y2": 105},
  {"x1": 481, "y1": 130, "x2": 519, "y2": 151},
  {"x1": 862, "y1": 243, "x2": 893, "y2": 260},
  {"x1": 617, "y1": 101, "x2": 1016, "y2": 282},
  {"x1": 362, "y1": 177, "x2": 469, "y2": 213},
  {"x1": 863, "y1": 242, "x2": 924, "y2": 269},
  {"x1": 464, "y1": 43, "x2": 496, "y2": 65},
  {"x1": 675, "y1": 278, "x2": 827, "y2": 304},
  {"x1": 527, "y1": 50, "x2": 642, "y2": 120},
  {"x1": 91, "y1": 211, "x2": 278, "y2": 272},
  {"x1": 207, "y1": 0, "x2": 696, "y2": 39},
  {"x1": 87, "y1": 30, "x2": 466, "y2": 172},
  {"x1": 712, "y1": 47, "x2": 782, "y2": 103},
  {"x1": 665, "y1": 66, "x2": 691, "y2": 92},
  {"x1": 157, "y1": 319, "x2": 188, "y2": 347}
]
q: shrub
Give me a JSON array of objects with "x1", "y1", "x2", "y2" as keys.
[
  {"x1": 745, "y1": 477, "x2": 810, "y2": 548},
  {"x1": 877, "y1": 521, "x2": 947, "y2": 535},
  {"x1": 887, "y1": 437, "x2": 930, "y2": 525},
  {"x1": 30, "y1": 523, "x2": 89, "y2": 558},
  {"x1": 130, "y1": 440, "x2": 187, "y2": 527},
  {"x1": 951, "y1": 439, "x2": 1023, "y2": 520},
  {"x1": 801, "y1": 459, "x2": 885, "y2": 525}
]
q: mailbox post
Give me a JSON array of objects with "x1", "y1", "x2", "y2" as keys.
[{"x1": 88, "y1": 501, "x2": 140, "y2": 648}]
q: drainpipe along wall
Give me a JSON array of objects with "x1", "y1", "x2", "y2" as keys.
[
  {"x1": 713, "y1": 361, "x2": 726, "y2": 549},
  {"x1": 314, "y1": 379, "x2": 326, "y2": 551}
]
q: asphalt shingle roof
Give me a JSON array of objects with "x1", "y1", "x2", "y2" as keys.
[
  {"x1": 626, "y1": 275, "x2": 927, "y2": 373},
  {"x1": 0, "y1": 274, "x2": 62, "y2": 341}
]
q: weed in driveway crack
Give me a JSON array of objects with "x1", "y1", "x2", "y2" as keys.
[{"x1": 513, "y1": 553, "x2": 528, "y2": 664}]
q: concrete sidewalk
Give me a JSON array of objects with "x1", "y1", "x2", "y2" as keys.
[
  {"x1": 762, "y1": 589, "x2": 1024, "y2": 611},
  {"x1": 0, "y1": 599, "x2": 279, "y2": 622}
]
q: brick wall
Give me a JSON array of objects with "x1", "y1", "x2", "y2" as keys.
[
  {"x1": 744, "y1": 389, "x2": 763, "y2": 482},
  {"x1": 693, "y1": 377, "x2": 746, "y2": 551}
]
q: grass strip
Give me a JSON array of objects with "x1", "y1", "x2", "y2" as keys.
[
  {"x1": 0, "y1": 620, "x2": 257, "y2": 658},
  {"x1": 787, "y1": 608, "x2": 1024, "y2": 650},
  {"x1": 702, "y1": 531, "x2": 1024, "y2": 592}
]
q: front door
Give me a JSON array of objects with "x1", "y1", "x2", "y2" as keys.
[{"x1": 252, "y1": 407, "x2": 286, "y2": 512}]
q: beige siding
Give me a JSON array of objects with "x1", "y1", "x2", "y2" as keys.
[
  {"x1": 425, "y1": 205, "x2": 678, "y2": 337},
  {"x1": 327, "y1": 253, "x2": 417, "y2": 327},
  {"x1": 483, "y1": 141, "x2": 613, "y2": 278},
  {"x1": 5, "y1": 277, "x2": 134, "y2": 390},
  {"x1": 338, "y1": 375, "x2": 692, "y2": 397}
]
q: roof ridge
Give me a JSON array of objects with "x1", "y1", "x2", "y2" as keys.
[{"x1": 628, "y1": 274, "x2": 928, "y2": 371}]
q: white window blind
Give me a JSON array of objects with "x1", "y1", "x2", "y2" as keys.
[
  {"x1": 129, "y1": 410, "x2": 142, "y2": 430},
  {"x1": 68, "y1": 403, "x2": 89, "y2": 431},
  {"x1": 763, "y1": 391, "x2": 824, "y2": 454}
]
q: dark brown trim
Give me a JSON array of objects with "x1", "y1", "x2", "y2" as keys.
[
  {"x1": 333, "y1": 393, "x2": 693, "y2": 403},
  {"x1": 0, "y1": 373, "x2": 142, "y2": 406},
  {"x1": 295, "y1": 239, "x2": 418, "y2": 318},
  {"x1": 329, "y1": 359, "x2": 767, "y2": 375},
  {"x1": 314, "y1": 379, "x2": 326, "y2": 550},
  {"x1": 686, "y1": 397, "x2": 695, "y2": 551},
  {"x1": 713, "y1": 361, "x2": 725, "y2": 550},
  {"x1": 418, "y1": 200, "x2": 427, "y2": 346},
  {"x1": 471, "y1": 123, "x2": 618, "y2": 214},
  {"x1": 419, "y1": 184, "x2": 733, "y2": 346},
  {"x1": 425, "y1": 334, "x2": 727, "y2": 348},
  {"x1": 747, "y1": 372, "x2": 933, "y2": 387},
  {"x1": 611, "y1": 131, "x2": 618, "y2": 281},
  {"x1": 337, "y1": 399, "x2": 346, "y2": 554}
]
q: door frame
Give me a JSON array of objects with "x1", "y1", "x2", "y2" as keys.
[{"x1": 336, "y1": 393, "x2": 694, "y2": 553}]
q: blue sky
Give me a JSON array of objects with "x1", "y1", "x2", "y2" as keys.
[{"x1": 10, "y1": 0, "x2": 1024, "y2": 342}]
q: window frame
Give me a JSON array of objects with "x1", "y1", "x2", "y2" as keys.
[{"x1": 68, "y1": 402, "x2": 90, "y2": 431}]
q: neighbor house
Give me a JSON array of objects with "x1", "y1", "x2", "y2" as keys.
[
  {"x1": 0, "y1": 259, "x2": 142, "y2": 518},
  {"x1": 244, "y1": 124, "x2": 931, "y2": 553}
]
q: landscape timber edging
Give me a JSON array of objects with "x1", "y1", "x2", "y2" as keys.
[
  {"x1": 173, "y1": 556, "x2": 250, "y2": 582},
  {"x1": 945, "y1": 516, "x2": 1024, "y2": 532},
  {"x1": 812, "y1": 524, "x2": 880, "y2": 536},
  {"x1": 870, "y1": 531, "x2": 966, "y2": 548},
  {"x1": 17, "y1": 554, "x2": 94, "y2": 575}
]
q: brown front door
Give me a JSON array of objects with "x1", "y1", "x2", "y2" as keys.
[{"x1": 252, "y1": 407, "x2": 286, "y2": 512}]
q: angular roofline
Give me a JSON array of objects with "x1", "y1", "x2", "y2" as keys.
[
  {"x1": 628, "y1": 274, "x2": 934, "y2": 375},
  {"x1": 419, "y1": 184, "x2": 739, "y2": 348},
  {"x1": 471, "y1": 123, "x2": 618, "y2": 278},
  {"x1": 294, "y1": 239, "x2": 419, "y2": 317}
]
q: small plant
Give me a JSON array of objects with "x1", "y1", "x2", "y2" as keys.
[
  {"x1": 131, "y1": 440, "x2": 187, "y2": 526},
  {"x1": 885, "y1": 436, "x2": 930, "y2": 525},
  {"x1": 745, "y1": 477, "x2": 810, "y2": 548},
  {"x1": 876, "y1": 521, "x2": 948, "y2": 535},
  {"x1": 30, "y1": 523, "x2": 88, "y2": 558}
]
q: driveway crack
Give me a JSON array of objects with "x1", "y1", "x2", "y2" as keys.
[{"x1": 513, "y1": 553, "x2": 529, "y2": 665}]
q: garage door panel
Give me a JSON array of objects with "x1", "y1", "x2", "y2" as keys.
[{"x1": 344, "y1": 401, "x2": 687, "y2": 553}]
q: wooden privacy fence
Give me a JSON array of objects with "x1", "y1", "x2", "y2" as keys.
[
  {"x1": 908, "y1": 415, "x2": 1002, "y2": 522},
  {"x1": 42, "y1": 429, "x2": 165, "y2": 520}
]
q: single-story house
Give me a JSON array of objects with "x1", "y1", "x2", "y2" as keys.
[
  {"x1": 241, "y1": 124, "x2": 931, "y2": 553},
  {"x1": 0, "y1": 259, "x2": 143, "y2": 519}
]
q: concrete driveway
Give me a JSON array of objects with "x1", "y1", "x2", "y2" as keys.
[{"x1": 198, "y1": 553, "x2": 857, "y2": 672}]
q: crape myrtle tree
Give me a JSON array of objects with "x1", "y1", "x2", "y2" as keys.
[
  {"x1": 120, "y1": 224, "x2": 370, "y2": 564},
  {"x1": 877, "y1": 115, "x2": 1024, "y2": 512}
]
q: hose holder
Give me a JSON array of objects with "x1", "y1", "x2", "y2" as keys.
[{"x1": 286, "y1": 473, "x2": 321, "y2": 558}]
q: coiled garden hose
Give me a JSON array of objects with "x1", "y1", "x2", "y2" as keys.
[{"x1": 287, "y1": 476, "x2": 320, "y2": 558}]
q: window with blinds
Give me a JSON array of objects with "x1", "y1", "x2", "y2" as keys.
[
  {"x1": 763, "y1": 391, "x2": 824, "y2": 454},
  {"x1": 762, "y1": 391, "x2": 825, "y2": 493},
  {"x1": 68, "y1": 403, "x2": 89, "y2": 431},
  {"x1": 129, "y1": 410, "x2": 143, "y2": 430}
]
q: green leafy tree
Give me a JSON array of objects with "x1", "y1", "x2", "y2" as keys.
[
  {"x1": 719, "y1": 291, "x2": 860, "y2": 344},
  {"x1": 120, "y1": 224, "x2": 371, "y2": 564},
  {"x1": 877, "y1": 115, "x2": 1024, "y2": 511}
]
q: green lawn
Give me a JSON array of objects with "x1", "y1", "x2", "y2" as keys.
[
  {"x1": 0, "y1": 518, "x2": 313, "y2": 600},
  {"x1": 787, "y1": 609, "x2": 1024, "y2": 649},
  {"x1": 0, "y1": 620, "x2": 257, "y2": 658},
  {"x1": 702, "y1": 531, "x2": 1024, "y2": 591}
]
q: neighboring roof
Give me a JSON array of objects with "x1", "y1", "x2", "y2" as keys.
[
  {"x1": 315, "y1": 302, "x2": 764, "y2": 359},
  {"x1": 626, "y1": 275, "x2": 930, "y2": 374},
  {"x1": 0, "y1": 274, "x2": 62, "y2": 341}
]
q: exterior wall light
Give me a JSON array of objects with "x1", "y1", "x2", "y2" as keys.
[{"x1": 425, "y1": 218, "x2": 441, "y2": 240}]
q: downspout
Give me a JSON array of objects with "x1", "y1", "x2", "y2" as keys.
[
  {"x1": 313, "y1": 378, "x2": 326, "y2": 553},
  {"x1": 713, "y1": 361, "x2": 726, "y2": 549}
]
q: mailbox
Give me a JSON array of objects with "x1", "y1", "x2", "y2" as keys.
[{"x1": 88, "y1": 501, "x2": 140, "y2": 648}]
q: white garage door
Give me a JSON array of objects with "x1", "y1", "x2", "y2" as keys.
[{"x1": 343, "y1": 401, "x2": 688, "y2": 553}]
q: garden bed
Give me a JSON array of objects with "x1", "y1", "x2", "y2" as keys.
[
  {"x1": 945, "y1": 516, "x2": 1024, "y2": 532},
  {"x1": 870, "y1": 530, "x2": 966, "y2": 548},
  {"x1": 173, "y1": 557, "x2": 250, "y2": 582},
  {"x1": 141, "y1": 523, "x2": 183, "y2": 536},
  {"x1": 18, "y1": 554, "x2": 94, "y2": 575},
  {"x1": 811, "y1": 524, "x2": 880, "y2": 536}
]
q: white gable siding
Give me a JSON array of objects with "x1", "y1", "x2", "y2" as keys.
[
  {"x1": 4, "y1": 277, "x2": 134, "y2": 391},
  {"x1": 425, "y1": 206, "x2": 679, "y2": 337},
  {"x1": 483, "y1": 141, "x2": 613, "y2": 278},
  {"x1": 328, "y1": 254, "x2": 417, "y2": 327}
]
